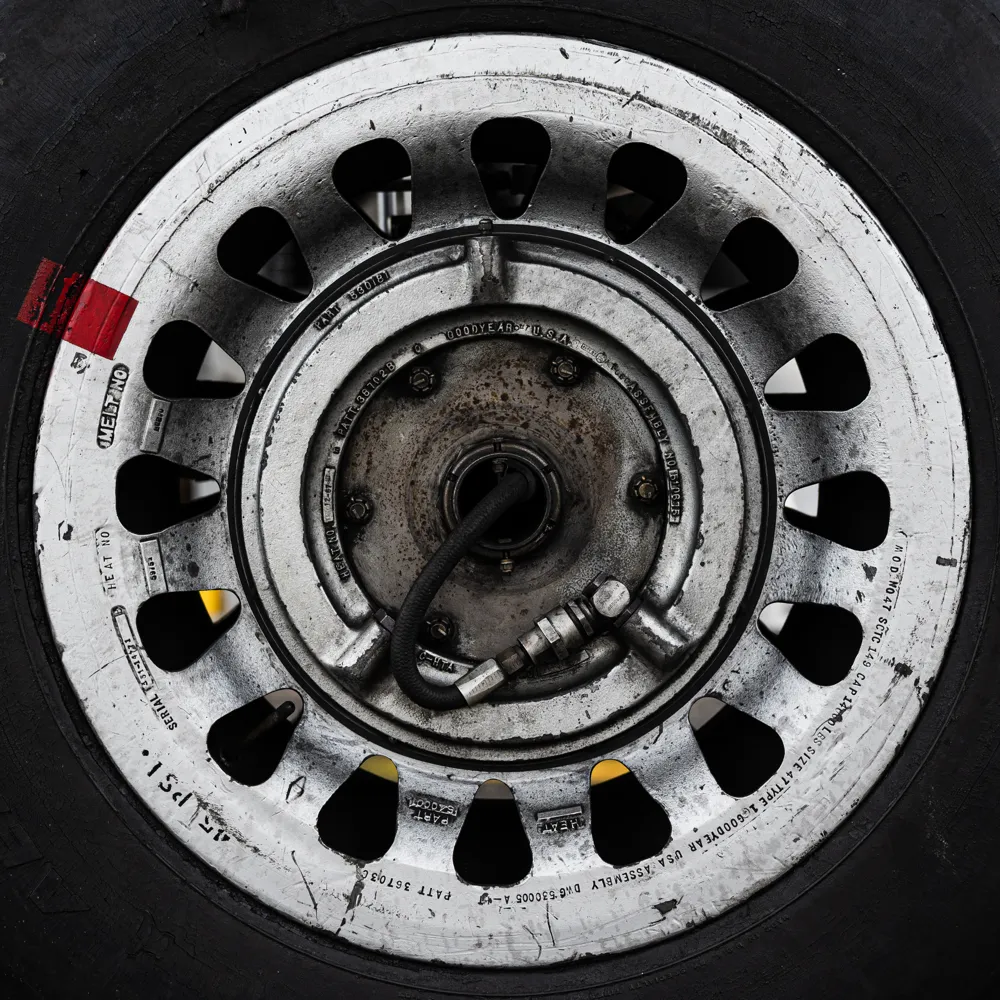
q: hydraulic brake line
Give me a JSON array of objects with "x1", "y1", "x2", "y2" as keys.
[
  {"x1": 389, "y1": 459, "x2": 689, "y2": 710},
  {"x1": 389, "y1": 468, "x2": 534, "y2": 710}
]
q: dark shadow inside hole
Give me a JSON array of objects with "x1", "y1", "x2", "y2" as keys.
[
  {"x1": 701, "y1": 217, "x2": 798, "y2": 310},
  {"x1": 590, "y1": 766, "x2": 672, "y2": 866},
  {"x1": 690, "y1": 698, "x2": 785, "y2": 798},
  {"x1": 333, "y1": 138, "x2": 412, "y2": 240},
  {"x1": 452, "y1": 782, "x2": 532, "y2": 886},
  {"x1": 136, "y1": 589, "x2": 239, "y2": 672},
  {"x1": 207, "y1": 690, "x2": 301, "y2": 786},
  {"x1": 759, "y1": 602, "x2": 863, "y2": 686},
  {"x1": 455, "y1": 460, "x2": 546, "y2": 550},
  {"x1": 784, "y1": 470, "x2": 891, "y2": 551},
  {"x1": 217, "y1": 206, "x2": 312, "y2": 302},
  {"x1": 317, "y1": 758, "x2": 399, "y2": 863},
  {"x1": 765, "y1": 334, "x2": 870, "y2": 411},
  {"x1": 604, "y1": 142, "x2": 687, "y2": 244},
  {"x1": 471, "y1": 118, "x2": 551, "y2": 219},
  {"x1": 143, "y1": 320, "x2": 245, "y2": 400},
  {"x1": 116, "y1": 454, "x2": 220, "y2": 535}
]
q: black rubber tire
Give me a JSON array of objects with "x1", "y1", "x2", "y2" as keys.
[{"x1": 1, "y1": 2, "x2": 998, "y2": 997}]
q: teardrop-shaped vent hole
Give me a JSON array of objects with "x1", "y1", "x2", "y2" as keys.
[
  {"x1": 333, "y1": 138, "x2": 412, "y2": 240},
  {"x1": 701, "y1": 218, "x2": 798, "y2": 311},
  {"x1": 217, "y1": 206, "x2": 313, "y2": 302},
  {"x1": 765, "y1": 334, "x2": 870, "y2": 411},
  {"x1": 759, "y1": 602, "x2": 863, "y2": 686},
  {"x1": 784, "y1": 471, "x2": 890, "y2": 551},
  {"x1": 690, "y1": 697, "x2": 785, "y2": 798},
  {"x1": 317, "y1": 756, "x2": 399, "y2": 863},
  {"x1": 207, "y1": 688, "x2": 303, "y2": 785},
  {"x1": 471, "y1": 118, "x2": 551, "y2": 220},
  {"x1": 116, "y1": 455, "x2": 220, "y2": 534},
  {"x1": 590, "y1": 760, "x2": 672, "y2": 866},
  {"x1": 136, "y1": 589, "x2": 240, "y2": 672},
  {"x1": 452, "y1": 780, "x2": 532, "y2": 887},
  {"x1": 604, "y1": 143, "x2": 687, "y2": 244},
  {"x1": 144, "y1": 321, "x2": 245, "y2": 400}
]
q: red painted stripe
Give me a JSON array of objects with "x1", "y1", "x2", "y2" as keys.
[
  {"x1": 62, "y1": 279, "x2": 138, "y2": 360},
  {"x1": 16, "y1": 258, "x2": 65, "y2": 329},
  {"x1": 17, "y1": 258, "x2": 138, "y2": 360},
  {"x1": 46, "y1": 271, "x2": 88, "y2": 337}
]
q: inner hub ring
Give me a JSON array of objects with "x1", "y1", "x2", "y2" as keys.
[{"x1": 441, "y1": 437, "x2": 563, "y2": 559}]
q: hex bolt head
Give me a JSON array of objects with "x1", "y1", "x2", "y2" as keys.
[
  {"x1": 425, "y1": 614, "x2": 454, "y2": 643},
  {"x1": 548, "y1": 355, "x2": 581, "y2": 386},
  {"x1": 499, "y1": 555, "x2": 515, "y2": 574},
  {"x1": 408, "y1": 367, "x2": 438, "y2": 395},
  {"x1": 630, "y1": 473, "x2": 661, "y2": 505},
  {"x1": 343, "y1": 494, "x2": 374, "y2": 525}
]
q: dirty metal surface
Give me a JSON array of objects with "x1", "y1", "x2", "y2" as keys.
[{"x1": 340, "y1": 333, "x2": 664, "y2": 658}]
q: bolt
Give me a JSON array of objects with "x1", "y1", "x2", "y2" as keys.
[
  {"x1": 425, "y1": 614, "x2": 454, "y2": 643},
  {"x1": 500, "y1": 555, "x2": 514, "y2": 575},
  {"x1": 408, "y1": 367, "x2": 438, "y2": 395},
  {"x1": 630, "y1": 473, "x2": 661, "y2": 505},
  {"x1": 548, "y1": 355, "x2": 581, "y2": 386},
  {"x1": 343, "y1": 494, "x2": 374, "y2": 525}
]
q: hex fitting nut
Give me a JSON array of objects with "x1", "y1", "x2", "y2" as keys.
[
  {"x1": 497, "y1": 644, "x2": 528, "y2": 676},
  {"x1": 591, "y1": 578, "x2": 631, "y2": 620},
  {"x1": 456, "y1": 658, "x2": 506, "y2": 706}
]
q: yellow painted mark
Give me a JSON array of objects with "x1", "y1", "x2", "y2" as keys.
[
  {"x1": 359, "y1": 755, "x2": 398, "y2": 782},
  {"x1": 590, "y1": 759, "x2": 630, "y2": 785},
  {"x1": 199, "y1": 589, "x2": 239, "y2": 624}
]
